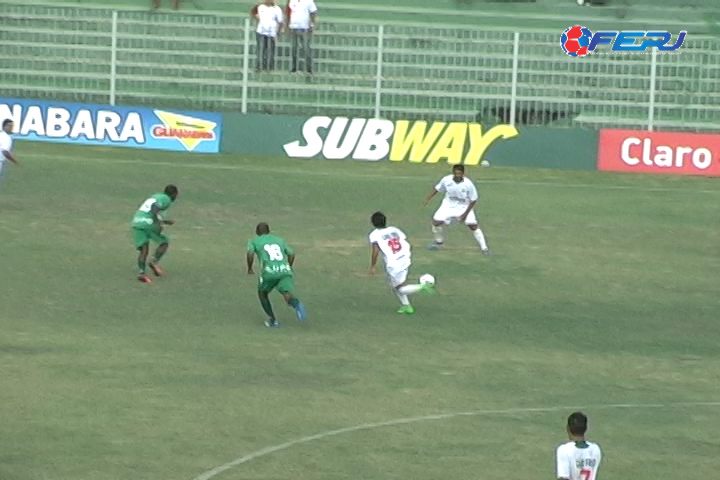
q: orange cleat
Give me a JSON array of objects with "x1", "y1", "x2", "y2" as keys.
[
  {"x1": 138, "y1": 274, "x2": 154, "y2": 284},
  {"x1": 148, "y1": 262, "x2": 164, "y2": 277}
]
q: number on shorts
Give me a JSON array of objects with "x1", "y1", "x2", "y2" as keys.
[
  {"x1": 139, "y1": 199, "x2": 156, "y2": 212},
  {"x1": 580, "y1": 468, "x2": 593, "y2": 480},
  {"x1": 264, "y1": 244, "x2": 284, "y2": 261},
  {"x1": 387, "y1": 238, "x2": 402, "y2": 254}
]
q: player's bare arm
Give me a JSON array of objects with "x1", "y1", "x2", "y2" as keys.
[
  {"x1": 246, "y1": 252, "x2": 255, "y2": 275},
  {"x1": 2, "y1": 149, "x2": 19, "y2": 166},
  {"x1": 423, "y1": 189, "x2": 438, "y2": 206},
  {"x1": 369, "y1": 242, "x2": 380, "y2": 274}
]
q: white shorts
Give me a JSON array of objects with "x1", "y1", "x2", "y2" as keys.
[
  {"x1": 433, "y1": 204, "x2": 477, "y2": 226},
  {"x1": 386, "y1": 260, "x2": 411, "y2": 288}
]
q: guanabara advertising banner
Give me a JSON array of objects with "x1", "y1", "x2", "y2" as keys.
[
  {"x1": 0, "y1": 98, "x2": 222, "y2": 153},
  {"x1": 598, "y1": 129, "x2": 720, "y2": 176},
  {"x1": 222, "y1": 114, "x2": 599, "y2": 170}
]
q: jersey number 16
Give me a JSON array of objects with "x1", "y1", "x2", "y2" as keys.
[{"x1": 387, "y1": 238, "x2": 402, "y2": 254}]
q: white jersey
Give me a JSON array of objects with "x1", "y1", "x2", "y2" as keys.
[
  {"x1": 435, "y1": 175, "x2": 478, "y2": 208},
  {"x1": 0, "y1": 130, "x2": 12, "y2": 162},
  {"x1": 368, "y1": 226, "x2": 411, "y2": 268},
  {"x1": 556, "y1": 441, "x2": 602, "y2": 480},
  {"x1": 255, "y1": 4, "x2": 284, "y2": 37}
]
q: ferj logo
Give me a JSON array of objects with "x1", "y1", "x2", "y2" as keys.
[
  {"x1": 152, "y1": 110, "x2": 217, "y2": 151},
  {"x1": 560, "y1": 25, "x2": 687, "y2": 57}
]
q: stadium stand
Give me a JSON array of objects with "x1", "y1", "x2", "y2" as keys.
[{"x1": 2, "y1": 0, "x2": 719, "y2": 130}]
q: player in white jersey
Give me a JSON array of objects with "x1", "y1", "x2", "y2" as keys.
[
  {"x1": 0, "y1": 119, "x2": 20, "y2": 189},
  {"x1": 423, "y1": 164, "x2": 490, "y2": 254},
  {"x1": 368, "y1": 211, "x2": 435, "y2": 314},
  {"x1": 556, "y1": 412, "x2": 602, "y2": 480}
]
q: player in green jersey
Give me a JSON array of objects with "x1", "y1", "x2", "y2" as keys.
[
  {"x1": 131, "y1": 185, "x2": 179, "y2": 284},
  {"x1": 246, "y1": 222, "x2": 307, "y2": 327}
]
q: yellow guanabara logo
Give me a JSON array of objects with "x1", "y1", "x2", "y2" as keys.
[
  {"x1": 152, "y1": 110, "x2": 217, "y2": 151},
  {"x1": 283, "y1": 117, "x2": 519, "y2": 164}
]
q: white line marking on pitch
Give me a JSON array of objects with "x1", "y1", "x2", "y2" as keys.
[
  {"x1": 191, "y1": 400, "x2": 720, "y2": 480},
  {"x1": 25, "y1": 153, "x2": 720, "y2": 195}
]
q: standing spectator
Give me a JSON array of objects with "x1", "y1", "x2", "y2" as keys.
[
  {"x1": 152, "y1": 0, "x2": 180, "y2": 9},
  {"x1": 251, "y1": 0, "x2": 284, "y2": 72},
  {"x1": 286, "y1": 0, "x2": 318, "y2": 74}
]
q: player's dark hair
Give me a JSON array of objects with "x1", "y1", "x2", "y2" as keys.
[
  {"x1": 164, "y1": 184, "x2": 178, "y2": 196},
  {"x1": 452, "y1": 164, "x2": 465, "y2": 173},
  {"x1": 567, "y1": 412, "x2": 588, "y2": 436},
  {"x1": 256, "y1": 222, "x2": 270, "y2": 235},
  {"x1": 2, "y1": 119, "x2": 12, "y2": 128},
  {"x1": 371, "y1": 211, "x2": 387, "y2": 228}
]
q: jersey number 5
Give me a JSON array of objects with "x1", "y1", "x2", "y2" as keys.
[
  {"x1": 264, "y1": 244, "x2": 284, "y2": 261},
  {"x1": 387, "y1": 238, "x2": 402, "y2": 254}
]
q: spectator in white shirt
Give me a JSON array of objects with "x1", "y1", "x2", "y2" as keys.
[
  {"x1": 251, "y1": 0, "x2": 284, "y2": 72},
  {"x1": 0, "y1": 119, "x2": 20, "y2": 189},
  {"x1": 285, "y1": 0, "x2": 318, "y2": 74}
]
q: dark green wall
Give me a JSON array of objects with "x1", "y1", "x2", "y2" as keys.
[{"x1": 222, "y1": 113, "x2": 599, "y2": 171}]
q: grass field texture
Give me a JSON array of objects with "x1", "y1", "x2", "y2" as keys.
[{"x1": 1, "y1": 142, "x2": 719, "y2": 480}]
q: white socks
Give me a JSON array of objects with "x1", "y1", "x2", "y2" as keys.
[
  {"x1": 394, "y1": 290, "x2": 410, "y2": 306},
  {"x1": 398, "y1": 284, "x2": 423, "y2": 295},
  {"x1": 432, "y1": 225, "x2": 445, "y2": 244},
  {"x1": 473, "y1": 229, "x2": 488, "y2": 250}
]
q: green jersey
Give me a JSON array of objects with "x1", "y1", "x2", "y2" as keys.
[
  {"x1": 132, "y1": 193, "x2": 172, "y2": 229},
  {"x1": 247, "y1": 234, "x2": 294, "y2": 277}
]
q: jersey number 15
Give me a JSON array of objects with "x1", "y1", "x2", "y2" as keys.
[{"x1": 387, "y1": 238, "x2": 402, "y2": 254}]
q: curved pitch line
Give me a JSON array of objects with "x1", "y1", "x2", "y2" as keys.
[{"x1": 191, "y1": 400, "x2": 720, "y2": 480}]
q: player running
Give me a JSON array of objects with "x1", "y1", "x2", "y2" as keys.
[
  {"x1": 0, "y1": 119, "x2": 20, "y2": 189},
  {"x1": 423, "y1": 164, "x2": 490, "y2": 254},
  {"x1": 368, "y1": 211, "x2": 435, "y2": 314},
  {"x1": 247, "y1": 222, "x2": 306, "y2": 328},
  {"x1": 556, "y1": 412, "x2": 602, "y2": 480},
  {"x1": 131, "y1": 185, "x2": 179, "y2": 284}
]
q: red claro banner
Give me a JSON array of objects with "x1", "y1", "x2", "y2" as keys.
[{"x1": 598, "y1": 129, "x2": 720, "y2": 176}]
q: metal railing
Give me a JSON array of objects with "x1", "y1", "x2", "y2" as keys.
[{"x1": 1, "y1": 3, "x2": 719, "y2": 131}]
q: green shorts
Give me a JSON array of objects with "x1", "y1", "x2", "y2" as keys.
[
  {"x1": 258, "y1": 273, "x2": 294, "y2": 294},
  {"x1": 132, "y1": 227, "x2": 169, "y2": 249}
]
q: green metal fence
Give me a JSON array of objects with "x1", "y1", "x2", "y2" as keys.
[{"x1": 1, "y1": 3, "x2": 719, "y2": 131}]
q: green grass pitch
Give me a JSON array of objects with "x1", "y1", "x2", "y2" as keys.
[{"x1": 1, "y1": 141, "x2": 719, "y2": 480}]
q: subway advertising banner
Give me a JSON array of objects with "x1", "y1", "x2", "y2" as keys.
[
  {"x1": 222, "y1": 114, "x2": 599, "y2": 170},
  {"x1": 0, "y1": 98, "x2": 222, "y2": 153},
  {"x1": 598, "y1": 129, "x2": 720, "y2": 176}
]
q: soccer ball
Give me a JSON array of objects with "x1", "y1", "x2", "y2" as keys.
[
  {"x1": 480, "y1": 160, "x2": 490, "y2": 167},
  {"x1": 419, "y1": 274, "x2": 436, "y2": 286}
]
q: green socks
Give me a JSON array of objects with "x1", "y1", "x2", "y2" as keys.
[{"x1": 138, "y1": 260, "x2": 146, "y2": 275}]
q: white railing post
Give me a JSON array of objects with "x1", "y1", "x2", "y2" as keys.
[
  {"x1": 242, "y1": 17, "x2": 251, "y2": 114},
  {"x1": 509, "y1": 31, "x2": 520, "y2": 126},
  {"x1": 110, "y1": 10, "x2": 118, "y2": 106},
  {"x1": 374, "y1": 24, "x2": 384, "y2": 119},
  {"x1": 648, "y1": 48, "x2": 658, "y2": 131}
]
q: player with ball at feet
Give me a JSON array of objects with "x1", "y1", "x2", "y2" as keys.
[
  {"x1": 368, "y1": 211, "x2": 435, "y2": 315},
  {"x1": 423, "y1": 164, "x2": 490, "y2": 254}
]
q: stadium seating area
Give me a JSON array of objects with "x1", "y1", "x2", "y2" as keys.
[{"x1": 3, "y1": 0, "x2": 720, "y2": 130}]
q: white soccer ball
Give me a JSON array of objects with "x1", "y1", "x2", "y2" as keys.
[
  {"x1": 577, "y1": 0, "x2": 586, "y2": 5},
  {"x1": 480, "y1": 160, "x2": 490, "y2": 167},
  {"x1": 419, "y1": 274, "x2": 436, "y2": 286}
]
